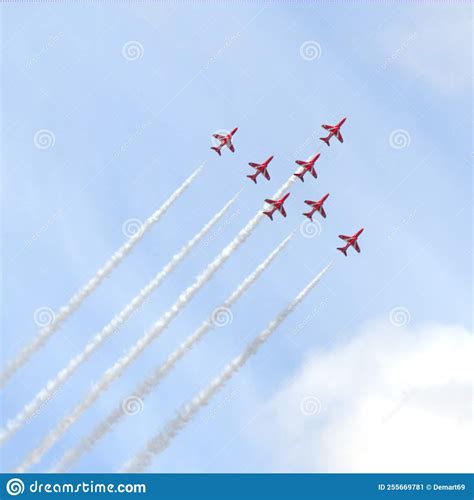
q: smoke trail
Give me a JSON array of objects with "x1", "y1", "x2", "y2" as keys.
[
  {"x1": 121, "y1": 262, "x2": 331, "y2": 472},
  {"x1": 1, "y1": 166, "x2": 203, "y2": 388},
  {"x1": 0, "y1": 193, "x2": 238, "y2": 445},
  {"x1": 15, "y1": 175, "x2": 296, "y2": 472},
  {"x1": 52, "y1": 233, "x2": 292, "y2": 472}
]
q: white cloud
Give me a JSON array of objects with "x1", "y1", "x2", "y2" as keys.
[
  {"x1": 381, "y1": 6, "x2": 471, "y2": 95},
  {"x1": 249, "y1": 321, "x2": 473, "y2": 472}
]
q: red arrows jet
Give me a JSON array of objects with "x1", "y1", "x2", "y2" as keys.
[
  {"x1": 211, "y1": 127, "x2": 238, "y2": 156},
  {"x1": 263, "y1": 193, "x2": 290, "y2": 220},
  {"x1": 303, "y1": 193, "x2": 330, "y2": 221},
  {"x1": 337, "y1": 228, "x2": 364, "y2": 256},
  {"x1": 247, "y1": 155, "x2": 274, "y2": 184},
  {"x1": 294, "y1": 153, "x2": 320, "y2": 182},
  {"x1": 320, "y1": 117, "x2": 346, "y2": 146}
]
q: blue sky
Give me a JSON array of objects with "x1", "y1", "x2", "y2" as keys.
[{"x1": 1, "y1": 1, "x2": 471, "y2": 472}]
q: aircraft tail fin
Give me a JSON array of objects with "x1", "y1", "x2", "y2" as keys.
[
  {"x1": 247, "y1": 173, "x2": 258, "y2": 184},
  {"x1": 337, "y1": 246, "x2": 348, "y2": 256},
  {"x1": 211, "y1": 146, "x2": 221, "y2": 156},
  {"x1": 294, "y1": 172, "x2": 305, "y2": 182},
  {"x1": 320, "y1": 136, "x2": 331, "y2": 147},
  {"x1": 263, "y1": 211, "x2": 274, "y2": 221}
]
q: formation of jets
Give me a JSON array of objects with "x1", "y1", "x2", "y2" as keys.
[{"x1": 210, "y1": 118, "x2": 364, "y2": 256}]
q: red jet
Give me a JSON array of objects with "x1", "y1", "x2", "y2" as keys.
[
  {"x1": 211, "y1": 127, "x2": 238, "y2": 156},
  {"x1": 320, "y1": 117, "x2": 346, "y2": 146},
  {"x1": 247, "y1": 155, "x2": 274, "y2": 184},
  {"x1": 294, "y1": 153, "x2": 320, "y2": 182},
  {"x1": 303, "y1": 193, "x2": 330, "y2": 221},
  {"x1": 263, "y1": 193, "x2": 290, "y2": 220},
  {"x1": 337, "y1": 228, "x2": 364, "y2": 256}
]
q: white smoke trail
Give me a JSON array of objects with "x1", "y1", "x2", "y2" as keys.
[
  {"x1": 0, "y1": 192, "x2": 238, "y2": 445},
  {"x1": 15, "y1": 175, "x2": 296, "y2": 472},
  {"x1": 1, "y1": 166, "x2": 203, "y2": 388},
  {"x1": 52, "y1": 233, "x2": 292, "y2": 472},
  {"x1": 121, "y1": 262, "x2": 332, "y2": 472}
]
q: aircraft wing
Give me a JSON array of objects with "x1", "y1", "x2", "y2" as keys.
[
  {"x1": 248, "y1": 162, "x2": 260, "y2": 168},
  {"x1": 354, "y1": 241, "x2": 361, "y2": 253},
  {"x1": 265, "y1": 199, "x2": 276, "y2": 206},
  {"x1": 320, "y1": 207, "x2": 326, "y2": 218},
  {"x1": 279, "y1": 206, "x2": 287, "y2": 217},
  {"x1": 263, "y1": 169, "x2": 270, "y2": 180},
  {"x1": 336, "y1": 131, "x2": 344, "y2": 143},
  {"x1": 228, "y1": 142, "x2": 235, "y2": 152},
  {"x1": 339, "y1": 235, "x2": 350, "y2": 241},
  {"x1": 213, "y1": 134, "x2": 225, "y2": 140},
  {"x1": 322, "y1": 124, "x2": 333, "y2": 131},
  {"x1": 304, "y1": 200, "x2": 314, "y2": 206}
]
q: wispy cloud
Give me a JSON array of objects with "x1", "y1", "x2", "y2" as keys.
[{"x1": 248, "y1": 321, "x2": 472, "y2": 472}]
